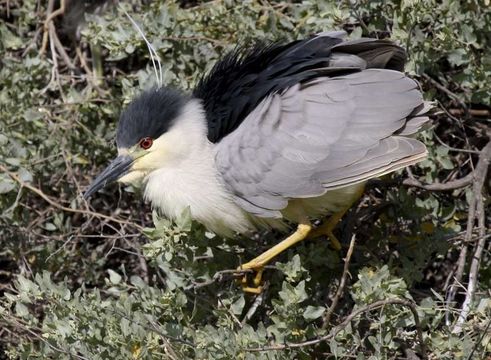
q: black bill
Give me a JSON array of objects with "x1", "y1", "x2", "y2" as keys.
[{"x1": 84, "y1": 155, "x2": 134, "y2": 199}]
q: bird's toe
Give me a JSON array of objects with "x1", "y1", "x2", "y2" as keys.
[{"x1": 236, "y1": 264, "x2": 265, "y2": 294}]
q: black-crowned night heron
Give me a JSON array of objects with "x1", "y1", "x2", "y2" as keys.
[{"x1": 84, "y1": 31, "x2": 430, "y2": 293}]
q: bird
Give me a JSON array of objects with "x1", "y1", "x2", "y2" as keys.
[{"x1": 84, "y1": 31, "x2": 431, "y2": 293}]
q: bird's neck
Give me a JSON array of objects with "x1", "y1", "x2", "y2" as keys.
[{"x1": 143, "y1": 100, "x2": 252, "y2": 235}]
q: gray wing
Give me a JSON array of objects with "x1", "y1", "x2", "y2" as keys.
[{"x1": 214, "y1": 69, "x2": 430, "y2": 218}]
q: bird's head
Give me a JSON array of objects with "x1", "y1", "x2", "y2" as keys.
[{"x1": 84, "y1": 87, "x2": 191, "y2": 198}]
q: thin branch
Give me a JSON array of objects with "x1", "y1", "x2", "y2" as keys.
[
  {"x1": 104, "y1": 307, "x2": 195, "y2": 348},
  {"x1": 0, "y1": 313, "x2": 89, "y2": 360},
  {"x1": 218, "y1": 297, "x2": 243, "y2": 329},
  {"x1": 467, "y1": 319, "x2": 491, "y2": 360},
  {"x1": 322, "y1": 234, "x2": 356, "y2": 328},
  {"x1": 246, "y1": 298, "x2": 427, "y2": 359},
  {"x1": 449, "y1": 109, "x2": 490, "y2": 117},
  {"x1": 40, "y1": 0, "x2": 65, "y2": 56},
  {"x1": 452, "y1": 140, "x2": 491, "y2": 333},
  {"x1": 453, "y1": 195, "x2": 486, "y2": 333},
  {"x1": 402, "y1": 172, "x2": 473, "y2": 191},
  {"x1": 39, "y1": 0, "x2": 55, "y2": 55},
  {"x1": 160, "y1": 35, "x2": 226, "y2": 46},
  {"x1": 433, "y1": 131, "x2": 481, "y2": 155},
  {"x1": 0, "y1": 164, "x2": 143, "y2": 231},
  {"x1": 242, "y1": 283, "x2": 268, "y2": 325},
  {"x1": 49, "y1": 22, "x2": 76, "y2": 69},
  {"x1": 422, "y1": 74, "x2": 466, "y2": 109},
  {"x1": 403, "y1": 131, "x2": 490, "y2": 192}
]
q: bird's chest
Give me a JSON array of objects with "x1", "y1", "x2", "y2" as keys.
[
  {"x1": 143, "y1": 161, "x2": 251, "y2": 235},
  {"x1": 145, "y1": 168, "x2": 202, "y2": 217}
]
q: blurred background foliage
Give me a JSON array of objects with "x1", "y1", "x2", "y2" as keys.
[{"x1": 0, "y1": 0, "x2": 490, "y2": 359}]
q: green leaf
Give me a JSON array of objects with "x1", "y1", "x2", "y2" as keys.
[
  {"x1": 15, "y1": 302, "x2": 29, "y2": 317},
  {"x1": 447, "y1": 48, "x2": 469, "y2": 66},
  {"x1": 44, "y1": 223, "x2": 57, "y2": 231},
  {"x1": 17, "y1": 275, "x2": 38, "y2": 294},
  {"x1": 230, "y1": 296, "x2": 245, "y2": 315},
  {"x1": 175, "y1": 206, "x2": 192, "y2": 231},
  {"x1": 108, "y1": 269, "x2": 122, "y2": 285},
  {"x1": 0, "y1": 24, "x2": 23, "y2": 49},
  {"x1": 0, "y1": 175, "x2": 15, "y2": 194},
  {"x1": 276, "y1": 254, "x2": 306, "y2": 282},
  {"x1": 22, "y1": 109, "x2": 43, "y2": 122},
  {"x1": 303, "y1": 305, "x2": 325, "y2": 320}
]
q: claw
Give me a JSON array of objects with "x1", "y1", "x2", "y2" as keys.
[
  {"x1": 253, "y1": 268, "x2": 264, "y2": 286},
  {"x1": 242, "y1": 285, "x2": 263, "y2": 294},
  {"x1": 237, "y1": 264, "x2": 264, "y2": 293}
]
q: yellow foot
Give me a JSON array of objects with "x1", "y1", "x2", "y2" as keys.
[
  {"x1": 237, "y1": 265, "x2": 264, "y2": 294},
  {"x1": 236, "y1": 221, "x2": 312, "y2": 294}
]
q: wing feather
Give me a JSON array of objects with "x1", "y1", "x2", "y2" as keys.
[{"x1": 214, "y1": 69, "x2": 430, "y2": 217}]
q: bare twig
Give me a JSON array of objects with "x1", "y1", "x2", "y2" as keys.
[
  {"x1": 322, "y1": 234, "x2": 356, "y2": 328},
  {"x1": 452, "y1": 140, "x2": 491, "y2": 334},
  {"x1": 246, "y1": 298, "x2": 427, "y2": 359},
  {"x1": 161, "y1": 35, "x2": 225, "y2": 46},
  {"x1": 218, "y1": 297, "x2": 243, "y2": 329},
  {"x1": 403, "y1": 162, "x2": 476, "y2": 192},
  {"x1": 40, "y1": 0, "x2": 65, "y2": 56},
  {"x1": 0, "y1": 314, "x2": 89, "y2": 360},
  {"x1": 103, "y1": 308, "x2": 195, "y2": 348},
  {"x1": 467, "y1": 319, "x2": 491, "y2": 360},
  {"x1": 75, "y1": 46, "x2": 108, "y2": 95},
  {"x1": 433, "y1": 132, "x2": 481, "y2": 155},
  {"x1": 39, "y1": 0, "x2": 55, "y2": 55},
  {"x1": 49, "y1": 22, "x2": 76, "y2": 69},
  {"x1": 242, "y1": 283, "x2": 267, "y2": 325},
  {"x1": 0, "y1": 164, "x2": 143, "y2": 231},
  {"x1": 402, "y1": 172, "x2": 473, "y2": 191},
  {"x1": 422, "y1": 74, "x2": 466, "y2": 109},
  {"x1": 449, "y1": 109, "x2": 490, "y2": 117}
]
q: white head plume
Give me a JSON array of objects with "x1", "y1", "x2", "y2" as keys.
[{"x1": 121, "y1": 5, "x2": 163, "y2": 88}]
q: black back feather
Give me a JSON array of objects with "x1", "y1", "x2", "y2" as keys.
[
  {"x1": 193, "y1": 35, "x2": 346, "y2": 143},
  {"x1": 193, "y1": 34, "x2": 406, "y2": 143}
]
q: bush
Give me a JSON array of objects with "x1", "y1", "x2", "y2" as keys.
[{"x1": 1, "y1": 0, "x2": 490, "y2": 359}]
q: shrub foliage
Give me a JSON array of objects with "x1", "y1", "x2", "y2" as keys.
[{"x1": 1, "y1": 0, "x2": 490, "y2": 359}]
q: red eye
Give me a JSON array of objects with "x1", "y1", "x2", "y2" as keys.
[{"x1": 139, "y1": 137, "x2": 153, "y2": 150}]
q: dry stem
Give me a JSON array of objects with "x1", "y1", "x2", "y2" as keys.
[
  {"x1": 0, "y1": 164, "x2": 143, "y2": 231},
  {"x1": 451, "y1": 140, "x2": 491, "y2": 333},
  {"x1": 246, "y1": 298, "x2": 428, "y2": 359},
  {"x1": 322, "y1": 234, "x2": 356, "y2": 328}
]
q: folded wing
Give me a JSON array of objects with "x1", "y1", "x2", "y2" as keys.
[{"x1": 214, "y1": 69, "x2": 430, "y2": 218}]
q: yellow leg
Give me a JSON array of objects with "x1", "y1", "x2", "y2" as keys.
[
  {"x1": 308, "y1": 210, "x2": 349, "y2": 251},
  {"x1": 309, "y1": 184, "x2": 366, "y2": 250},
  {"x1": 239, "y1": 221, "x2": 312, "y2": 293}
]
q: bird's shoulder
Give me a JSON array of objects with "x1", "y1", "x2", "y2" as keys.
[{"x1": 192, "y1": 34, "x2": 345, "y2": 143}]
